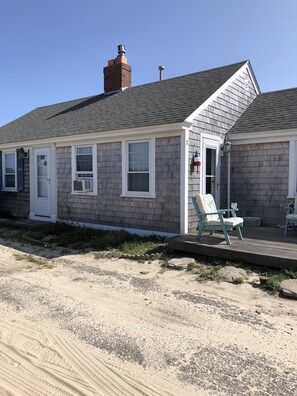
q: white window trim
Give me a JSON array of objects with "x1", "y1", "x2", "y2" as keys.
[
  {"x1": 121, "y1": 138, "x2": 155, "y2": 198},
  {"x1": 288, "y1": 139, "x2": 297, "y2": 198},
  {"x1": 199, "y1": 133, "x2": 222, "y2": 207},
  {"x1": 71, "y1": 144, "x2": 97, "y2": 195},
  {"x1": 2, "y1": 150, "x2": 17, "y2": 192}
]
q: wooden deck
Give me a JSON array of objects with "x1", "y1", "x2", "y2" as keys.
[{"x1": 167, "y1": 227, "x2": 297, "y2": 269}]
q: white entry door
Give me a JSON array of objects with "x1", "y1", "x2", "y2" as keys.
[
  {"x1": 33, "y1": 147, "x2": 52, "y2": 217},
  {"x1": 201, "y1": 136, "x2": 221, "y2": 207}
]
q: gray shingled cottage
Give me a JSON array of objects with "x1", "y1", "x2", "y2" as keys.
[
  {"x1": 0, "y1": 46, "x2": 260, "y2": 235},
  {"x1": 229, "y1": 88, "x2": 297, "y2": 226}
]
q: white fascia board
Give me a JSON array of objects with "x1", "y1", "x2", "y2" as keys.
[
  {"x1": 0, "y1": 122, "x2": 183, "y2": 150},
  {"x1": 182, "y1": 120, "x2": 192, "y2": 129},
  {"x1": 184, "y1": 61, "x2": 259, "y2": 125},
  {"x1": 231, "y1": 128, "x2": 297, "y2": 145},
  {"x1": 246, "y1": 61, "x2": 261, "y2": 95}
]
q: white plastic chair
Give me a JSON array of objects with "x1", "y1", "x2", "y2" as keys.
[{"x1": 285, "y1": 194, "x2": 297, "y2": 236}]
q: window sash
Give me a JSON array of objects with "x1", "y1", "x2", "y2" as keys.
[
  {"x1": 128, "y1": 142, "x2": 149, "y2": 172},
  {"x1": 128, "y1": 173, "x2": 149, "y2": 192},
  {"x1": 75, "y1": 146, "x2": 93, "y2": 179},
  {"x1": 3, "y1": 152, "x2": 16, "y2": 189},
  {"x1": 72, "y1": 145, "x2": 96, "y2": 193},
  {"x1": 76, "y1": 148, "x2": 93, "y2": 173},
  {"x1": 127, "y1": 141, "x2": 150, "y2": 193}
]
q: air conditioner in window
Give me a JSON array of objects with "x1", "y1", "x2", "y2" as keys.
[{"x1": 73, "y1": 179, "x2": 93, "y2": 192}]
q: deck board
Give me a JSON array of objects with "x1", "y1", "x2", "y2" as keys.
[{"x1": 167, "y1": 227, "x2": 297, "y2": 269}]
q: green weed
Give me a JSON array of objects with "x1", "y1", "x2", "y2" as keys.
[
  {"x1": 196, "y1": 265, "x2": 222, "y2": 282},
  {"x1": 121, "y1": 241, "x2": 166, "y2": 255},
  {"x1": 13, "y1": 253, "x2": 53, "y2": 269},
  {"x1": 187, "y1": 262, "x2": 199, "y2": 271},
  {"x1": 11, "y1": 223, "x2": 167, "y2": 254},
  {"x1": 260, "y1": 269, "x2": 297, "y2": 293},
  {"x1": 234, "y1": 276, "x2": 245, "y2": 284}
]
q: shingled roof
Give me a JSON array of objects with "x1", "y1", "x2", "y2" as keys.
[
  {"x1": 0, "y1": 61, "x2": 246, "y2": 144},
  {"x1": 230, "y1": 87, "x2": 297, "y2": 134}
]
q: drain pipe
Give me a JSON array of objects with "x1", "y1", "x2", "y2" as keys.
[{"x1": 227, "y1": 151, "x2": 231, "y2": 213}]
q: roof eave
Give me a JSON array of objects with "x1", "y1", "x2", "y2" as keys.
[
  {"x1": 231, "y1": 127, "x2": 297, "y2": 145},
  {"x1": 0, "y1": 122, "x2": 184, "y2": 149}
]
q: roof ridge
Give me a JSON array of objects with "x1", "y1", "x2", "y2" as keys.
[
  {"x1": 129, "y1": 60, "x2": 248, "y2": 90},
  {"x1": 0, "y1": 59, "x2": 251, "y2": 143},
  {"x1": 34, "y1": 60, "x2": 248, "y2": 110}
]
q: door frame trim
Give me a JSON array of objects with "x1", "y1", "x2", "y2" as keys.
[
  {"x1": 29, "y1": 145, "x2": 57, "y2": 222},
  {"x1": 200, "y1": 133, "x2": 222, "y2": 207}
]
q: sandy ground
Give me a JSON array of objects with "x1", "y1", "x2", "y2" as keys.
[{"x1": 0, "y1": 230, "x2": 296, "y2": 396}]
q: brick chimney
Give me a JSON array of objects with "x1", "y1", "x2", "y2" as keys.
[{"x1": 104, "y1": 45, "x2": 131, "y2": 94}]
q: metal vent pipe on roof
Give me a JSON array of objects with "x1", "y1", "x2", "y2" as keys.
[
  {"x1": 159, "y1": 66, "x2": 165, "y2": 81},
  {"x1": 118, "y1": 44, "x2": 126, "y2": 56}
]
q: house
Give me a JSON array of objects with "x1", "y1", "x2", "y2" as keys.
[
  {"x1": 0, "y1": 45, "x2": 259, "y2": 235},
  {"x1": 229, "y1": 88, "x2": 297, "y2": 226}
]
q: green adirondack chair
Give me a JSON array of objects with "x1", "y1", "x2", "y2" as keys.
[
  {"x1": 285, "y1": 194, "x2": 297, "y2": 236},
  {"x1": 192, "y1": 194, "x2": 244, "y2": 245}
]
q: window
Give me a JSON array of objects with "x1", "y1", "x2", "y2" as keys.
[
  {"x1": 122, "y1": 139, "x2": 155, "y2": 197},
  {"x1": 3, "y1": 152, "x2": 16, "y2": 190},
  {"x1": 72, "y1": 145, "x2": 97, "y2": 194},
  {"x1": 128, "y1": 142, "x2": 149, "y2": 192}
]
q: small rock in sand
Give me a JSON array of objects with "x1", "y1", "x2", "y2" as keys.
[
  {"x1": 217, "y1": 266, "x2": 247, "y2": 283},
  {"x1": 280, "y1": 279, "x2": 297, "y2": 299},
  {"x1": 168, "y1": 257, "x2": 196, "y2": 270}
]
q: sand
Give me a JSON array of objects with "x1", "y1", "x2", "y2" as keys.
[{"x1": 0, "y1": 234, "x2": 296, "y2": 395}]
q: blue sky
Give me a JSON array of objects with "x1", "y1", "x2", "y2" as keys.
[{"x1": 1, "y1": 0, "x2": 296, "y2": 126}]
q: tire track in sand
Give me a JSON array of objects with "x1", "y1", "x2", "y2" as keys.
[
  {"x1": 0, "y1": 317, "x2": 197, "y2": 396},
  {"x1": 0, "y1": 318, "x2": 96, "y2": 395},
  {"x1": 46, "y1": 329, "x2": 190, "y2": 396}
]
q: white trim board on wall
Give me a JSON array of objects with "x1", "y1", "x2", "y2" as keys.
[
  {"x1": 288, "y1": 139, "x2": 297, "y2": 197},
  {"x1": 231, "y1": 128, "x2": 297, "y2": 145},
  {"x1": 180, "y1": 125, "x2": 189, "y2": 234},
  {"x1": 200, "y1": 133, "x2": 222, "y2": 206}
]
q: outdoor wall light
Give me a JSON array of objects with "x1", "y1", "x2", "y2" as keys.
[{"x1": 18, "y1": 148, "x2": 29, "y2": 159}]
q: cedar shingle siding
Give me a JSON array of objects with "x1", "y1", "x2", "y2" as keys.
[
  {"x1": 188, "y1": 68, "x2": 257, "y2": 232},
  {"x1": 57, "y1": 137, "x2": 181, "y2": 233},
  {"x1": 0, "y1": 158, "x2": 30, "y2": 218},
  {"x1": 230, "y1": 87, "x2": 297, "y2": 225},
  {"x1": 230, "y1": 142, "x2": 289, "y2": 226}
]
